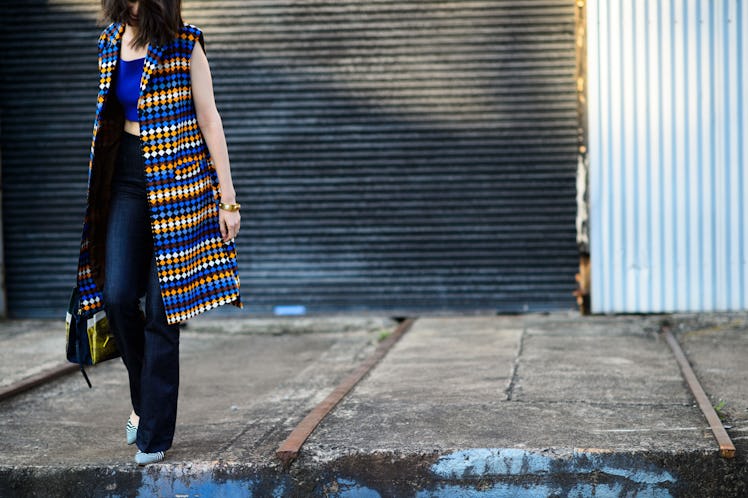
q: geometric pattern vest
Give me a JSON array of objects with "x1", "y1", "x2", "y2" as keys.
[{"x1": 76, "y1": 21, "x2": 244, "y2": 325}]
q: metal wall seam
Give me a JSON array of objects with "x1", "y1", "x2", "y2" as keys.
[{"x1": 588, "y1": 0, "x2": 748, "y2": 312}]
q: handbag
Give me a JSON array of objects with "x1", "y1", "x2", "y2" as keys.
[{"x1": 65, "y1": 285, "x2": 119, "y2": 387}]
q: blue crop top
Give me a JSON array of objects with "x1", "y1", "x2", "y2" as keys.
[{"x1": 114, "y1": 57, "x2": 145, "y2": 121}]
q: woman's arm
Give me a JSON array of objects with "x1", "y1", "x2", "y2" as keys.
[{"x1": 191, "y1": 38, "x2": 240, "y2": 242}]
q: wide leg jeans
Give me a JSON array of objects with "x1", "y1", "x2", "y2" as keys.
[{"x1": 102, "y1": 130, "x2": 181, "y2": 453}]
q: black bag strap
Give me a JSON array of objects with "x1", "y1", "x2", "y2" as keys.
[
  {"x1": 75, "y1": 332, "x2": 93, "y2": 388},
  {"x1": 79, "y1": 364, "x2": 92, "y2": 389},
  {"x1": 70, "y1": 283, "x2": 108, "y2": 389}
]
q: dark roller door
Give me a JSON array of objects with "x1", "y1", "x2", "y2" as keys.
[{"x1": 0, "y1": 1, "x2": 578, "y2": 318}]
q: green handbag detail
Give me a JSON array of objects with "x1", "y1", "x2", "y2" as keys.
[{"x1": 65, "y1": 285, "x2": 120, "y2": 387}]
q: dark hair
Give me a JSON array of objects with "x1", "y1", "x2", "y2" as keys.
[{"x1": 101, "y1": 0, "x2": 183, "y2": 49}]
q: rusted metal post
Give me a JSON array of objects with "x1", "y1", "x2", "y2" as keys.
[{"x1": 573, "y1": 0, "x2": 591, "y2": 315}]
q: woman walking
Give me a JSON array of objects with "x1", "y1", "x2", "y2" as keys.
[{"x1": 75, "y1": 0, "x2": 243, "y2": 465}]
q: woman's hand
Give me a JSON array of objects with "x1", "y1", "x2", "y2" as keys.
[{"x1": 219, "y1": 207, "x2": 241, "y2": 243}]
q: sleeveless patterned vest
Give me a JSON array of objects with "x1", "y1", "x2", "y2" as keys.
[{"x1": 76, "y1": 21, "x2": 244, "y2": 324}]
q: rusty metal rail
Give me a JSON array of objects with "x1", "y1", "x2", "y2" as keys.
[
  {"x1": 0, "y1": 363, "x2": 78, "y2": 402},
  {"x1": 276, "y1": 317, "x2": 416, "y2": 466},
  {"x1": 661, "y1": 325, "x2": 736, "y2": 458}
]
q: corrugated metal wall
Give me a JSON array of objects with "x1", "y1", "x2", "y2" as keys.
[
  {"x1": 0, "y1": 0, "x2": 578, "y2": 318},
  {"x1": 587, "y1": 0, "x2": 747, "y2": 312}
]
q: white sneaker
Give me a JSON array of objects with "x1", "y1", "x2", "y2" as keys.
[
  {"x1": 134, "y1": 450, "x2": 165, "y2": 465},
  {"x1": 126, "y1": 418, "x2": 138, "y2": 445}
]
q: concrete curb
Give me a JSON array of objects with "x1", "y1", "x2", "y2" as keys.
[{"x1": 2, "y1": 447, "x2": 746, "y2": 497}]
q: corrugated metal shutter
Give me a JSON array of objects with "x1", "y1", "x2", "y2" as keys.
[
  {"x1": 0, "y1": 0, "x2": 578, "y2": 318},
  {"x1": 587, "y1": 0, "x2": 748, "y2": 312}
]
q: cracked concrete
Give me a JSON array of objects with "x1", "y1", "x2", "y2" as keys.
[
  {"x1": 1, "y1": 313, "x2": 747, "y2": 497},
  {"x1": 304, "y1": 315, "x2": 713, "y2": 453}
]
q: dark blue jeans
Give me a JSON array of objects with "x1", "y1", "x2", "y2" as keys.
[{"x1": 102, "y1": 131, "x2": 181, "y2": 453}]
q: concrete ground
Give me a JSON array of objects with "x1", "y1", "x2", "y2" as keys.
[{"x1": 0, "y1": 312, "x2": 746, "y2": 497}]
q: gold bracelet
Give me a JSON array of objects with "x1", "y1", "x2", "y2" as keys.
[{"x1": 219, "y1": 202, "x2": 241, "y2": 212}]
